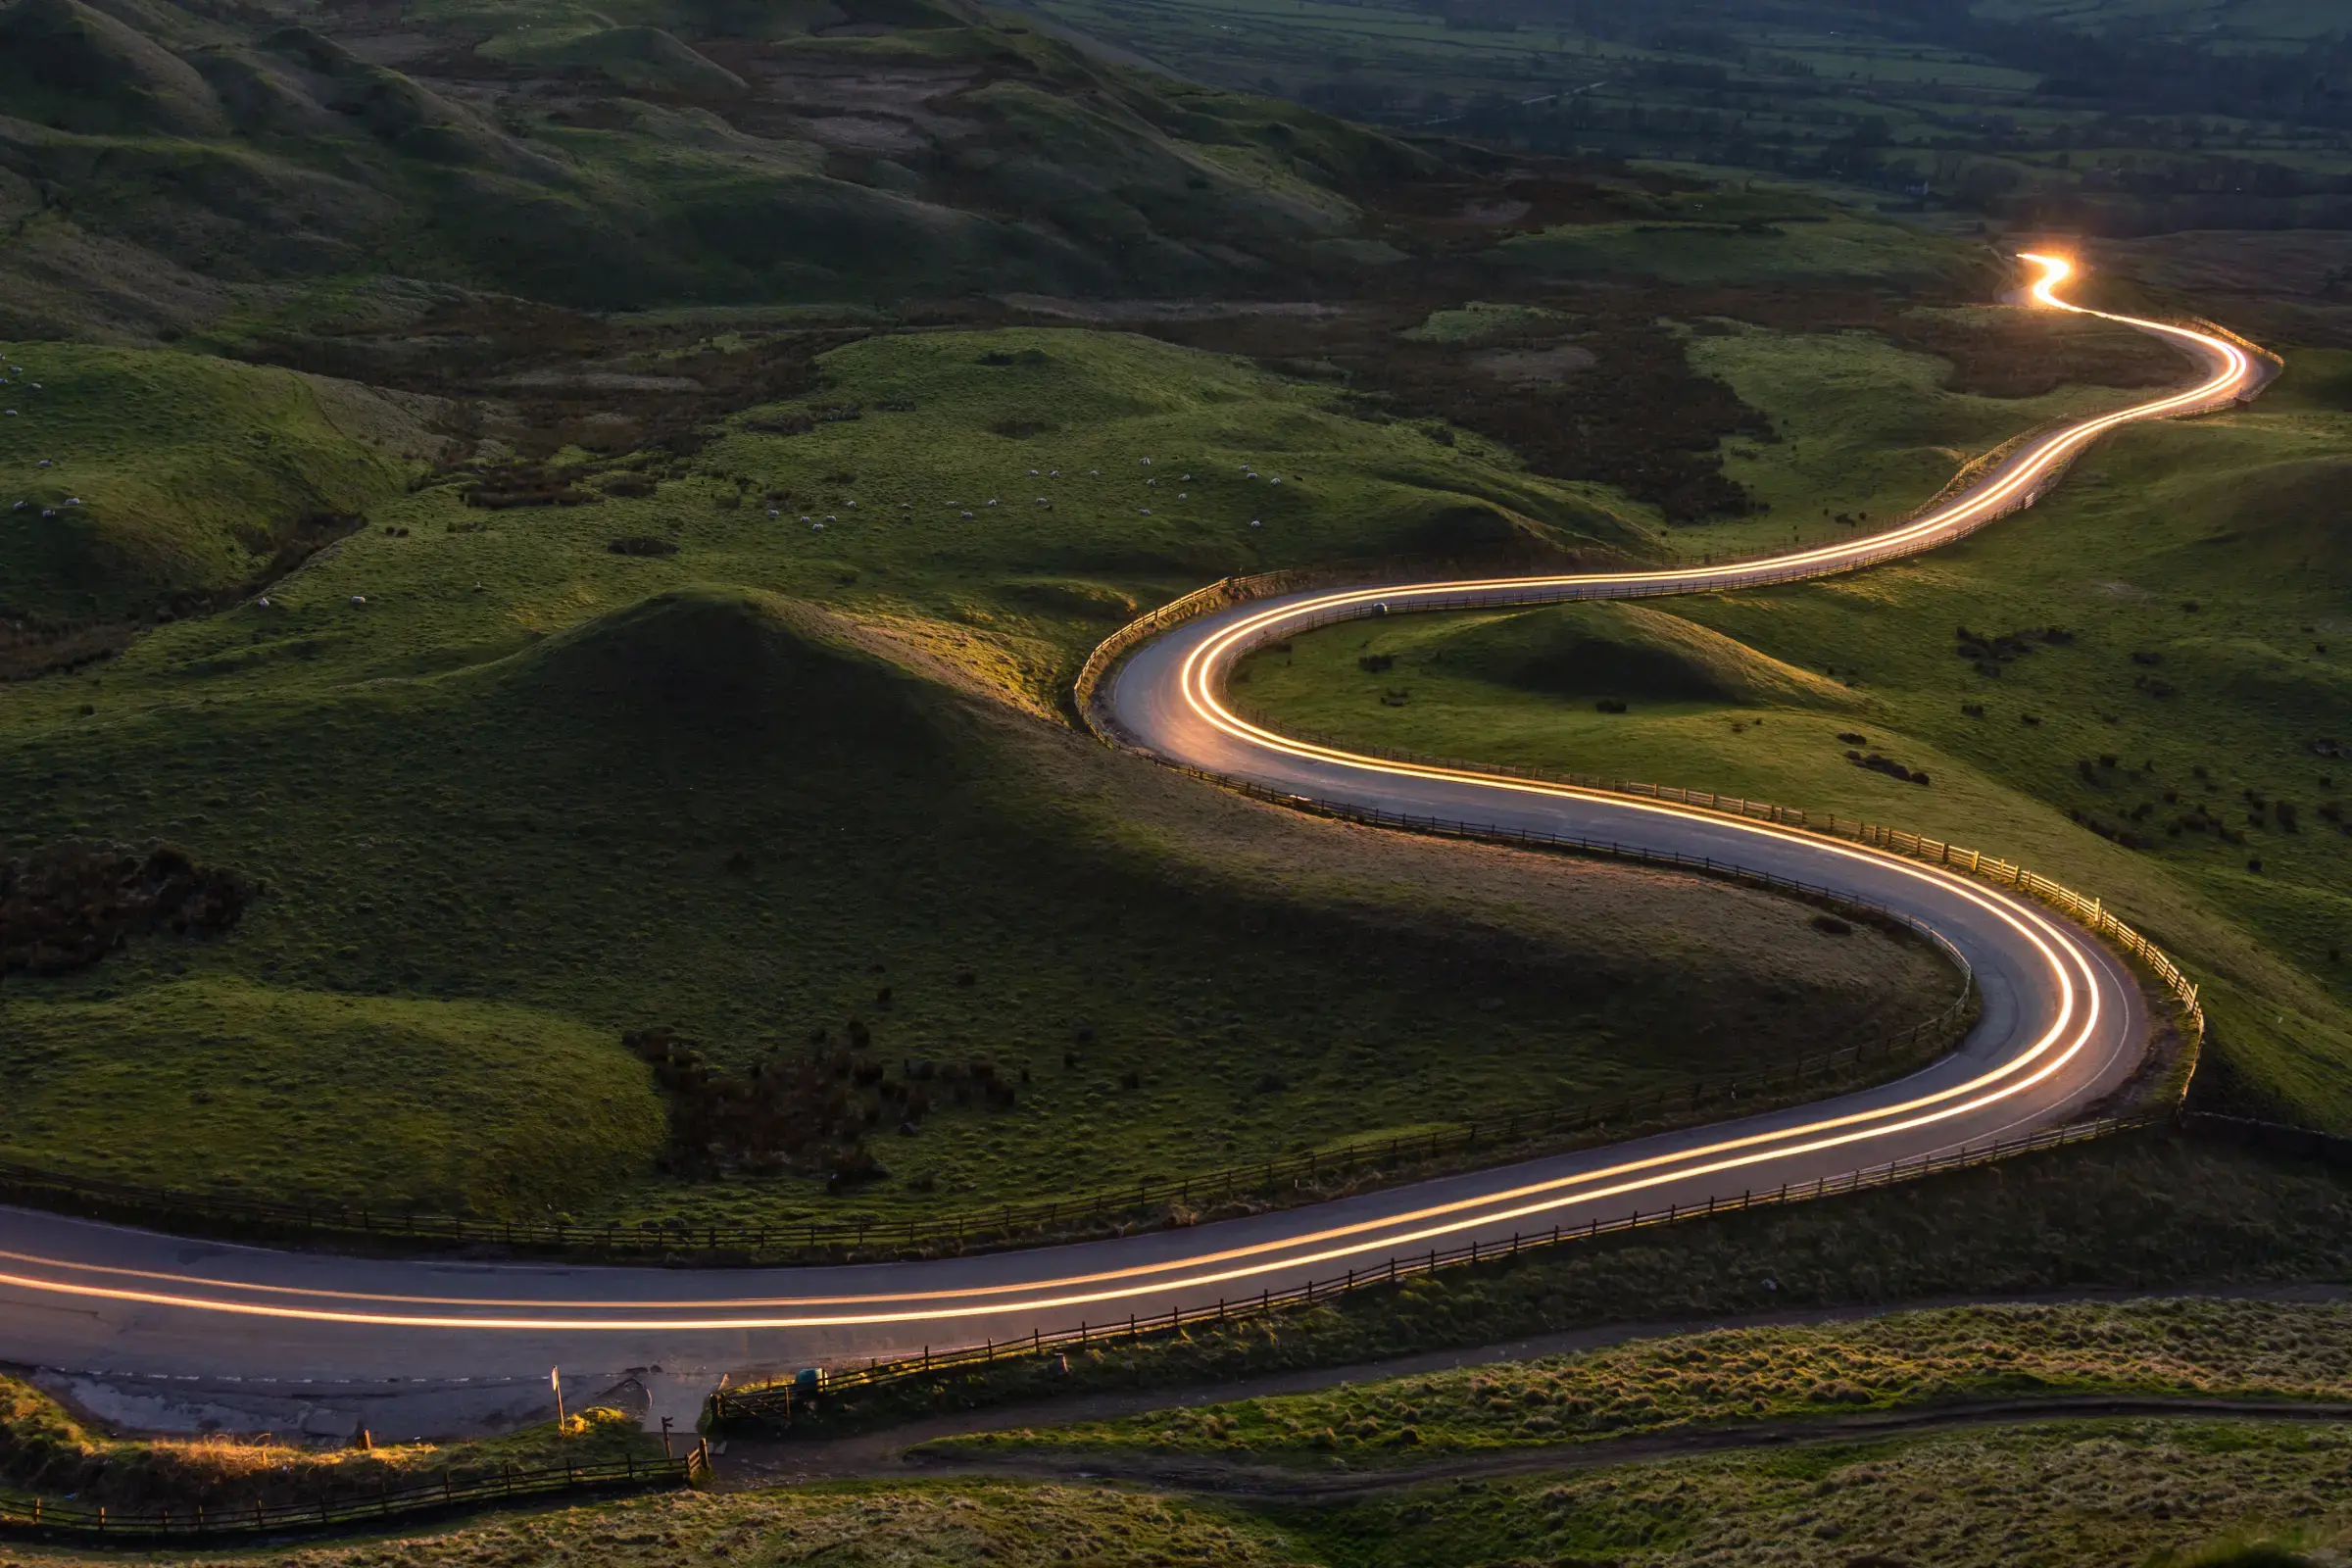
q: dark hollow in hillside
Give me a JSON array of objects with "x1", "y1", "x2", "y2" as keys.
[{"x1": 0, "y1": 842, "x2": 250, "y2": 977}]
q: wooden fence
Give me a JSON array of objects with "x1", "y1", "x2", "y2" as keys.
[{"x1": 708, "y1": 1113, "x2": 2149, "y2": 1432}]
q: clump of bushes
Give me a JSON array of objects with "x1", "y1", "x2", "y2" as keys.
[
  {"x1": 623, "y1": 1027, "x2": 1016, "y2": 1188},
  {"x1": 462, "y1": 462, "x2": 602, "y2": 509},
  {"x1": 607, "y1": 535, "x2": 678, "y2": 557},
  {"x1": 1954, "y1": 623, "x2": 2074, "y2": 677},
  {"x1": 1, "y1": 842, "x2": 250, "y2": 977},
  {"x1": 2069, "y1": 809, "x2": 2151, "y2": 851},
  {"x1": 1846, "y1": 750, "x2": 1929, "y2": 785}
]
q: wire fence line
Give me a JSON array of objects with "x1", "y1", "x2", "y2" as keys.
[
  {"x1": 0, "y1": 1446, "x2": 710, "y2": 1545},
  {"x1": 2179, "y1": 1112, "x2": 2352, "y2": 1167},
  {"x1": 707, "y1": 1113, "x2": 2152, "y2": 1433}
]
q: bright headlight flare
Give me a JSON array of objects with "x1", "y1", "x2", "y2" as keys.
[
  {"x1": 0, "y1": 258, "x2": 2218, "y2": 1335},
  {"x1": 2020, "y1": 251, "x2": 2074, "y2": 304}
]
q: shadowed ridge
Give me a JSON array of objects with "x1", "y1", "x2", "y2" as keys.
[
  {"x1": 536, "y1": 26, "x2": 748, "y2": 95},
  {"x1": 0, "y1": 0, "x2": 229, "y2": 137},
  {"x1": 487, "y1": 584, "x2": 958, "y2": 757}
]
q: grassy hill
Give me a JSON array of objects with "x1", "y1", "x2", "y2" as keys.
[
  {"x1": 0, "y1": 0, "x2": 1452, "y2": 337},
  {"x1": 1240, "y1": 312, "x2": 2352, "y2": 1132},
  {"x1": 1010, "y1": 0, "x2": 2352, "y2": 246},
  {"x1": 0, "y1": 338, "x2": 448, "y2": 634},
  {"x1": 0, "y1": 325, "x2": 1961, "y2": 1223}
]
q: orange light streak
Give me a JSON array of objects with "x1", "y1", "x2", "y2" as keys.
[{"x1": 0, "y1": 257, "x2": 2241, "y2": 1334}]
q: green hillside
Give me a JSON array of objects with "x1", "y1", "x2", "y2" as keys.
[
  {"x1": 0, "y1": 327, "x2": 1957, "y2": 1222},
  {"x1": 0, "y1": 0, "x2": 1448, "y2": 336},
  {"x1": 1241, "y1": 318, "x2": 2352, "y2": 1133},
  {"x1": 0, "y1": 338, "x2": 444, "y2": 631}
]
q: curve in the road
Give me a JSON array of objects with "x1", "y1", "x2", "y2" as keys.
[{"x1": 0, "y1": 256, "x2": 2264, "y2": 1402}]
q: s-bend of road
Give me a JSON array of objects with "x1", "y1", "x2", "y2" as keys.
[{"x1": 0, "y1": 257, "x2": 2267, "y2": 1440}]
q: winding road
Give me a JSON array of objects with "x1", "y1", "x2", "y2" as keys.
[{"x1": 0, "y1": 258, "x2": 2267, "y2": 1442}]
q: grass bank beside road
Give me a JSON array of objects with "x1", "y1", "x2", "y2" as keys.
[
  {"x1": 8, "y1": 1417, "x2": 2350, "y2": 1568},
  {"x1": 760, "y1": 1133, "x2": 2352, "y2": 1435},
  {"x1": 935, "y1": 1298, "x2": 2352, "y2": 1465},
  {"x1": 0, "y1": 1375, "x2": 662, "y2": 1515}
]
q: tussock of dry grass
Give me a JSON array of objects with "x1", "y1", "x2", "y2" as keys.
[{"x1": 0, "y1": 1376, "x2": 656, "y2": 1512}]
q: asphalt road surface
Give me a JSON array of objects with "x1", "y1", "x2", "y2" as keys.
[{"x1": 0, "y1": 258, "x2": 2263, "y2": 1440}]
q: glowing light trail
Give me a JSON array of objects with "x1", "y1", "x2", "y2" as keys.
[{"x1": 0, "y1": 257, "x2": 2253, "y2": 1336}]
